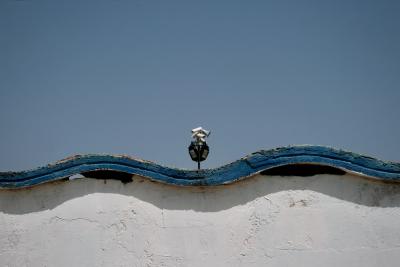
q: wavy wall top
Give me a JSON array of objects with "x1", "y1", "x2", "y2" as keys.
[{"x1": 0, "y1": 145, "x2": 400, "y2": 188}]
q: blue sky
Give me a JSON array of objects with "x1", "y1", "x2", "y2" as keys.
[{"x1": 1, "y1": 0, "x2": 399, "y2": 170}]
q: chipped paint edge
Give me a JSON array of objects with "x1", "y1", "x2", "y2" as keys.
[{"x1": 0, "y1": 145, "x2": 399, "y2": 188}]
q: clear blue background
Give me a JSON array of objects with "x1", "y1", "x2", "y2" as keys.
[{"x1": 1, "y1": 0, "x2": 399, "y2": 170}]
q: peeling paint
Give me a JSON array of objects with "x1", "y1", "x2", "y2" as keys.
[{"x1": 1, "y1": 145, "x2": 400, "y2": 188}]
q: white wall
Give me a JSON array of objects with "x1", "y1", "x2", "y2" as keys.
[{"x1": 1, "y1": 173, "x2": 400, "y2": 267}]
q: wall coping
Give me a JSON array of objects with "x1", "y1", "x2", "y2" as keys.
[{"x1": 1, "y1": 145, "x2": 399, "y2": 188}]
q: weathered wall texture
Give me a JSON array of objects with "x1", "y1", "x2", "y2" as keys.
[{"x1": 1, "y1": 174, "x2": 400, "y2": 267}]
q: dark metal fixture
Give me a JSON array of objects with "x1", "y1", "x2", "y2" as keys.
[{"x1": 188, "y1": 127, "x2": 210, "y2": 170}]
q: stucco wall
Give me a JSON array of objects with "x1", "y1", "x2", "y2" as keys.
[{"x1": 1, "y1": 173, "x2": 400, "y2": 267}]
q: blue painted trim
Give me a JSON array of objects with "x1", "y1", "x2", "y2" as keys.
[{"x1": 1, "y1": 146, "x2": 399, "y2": 188}]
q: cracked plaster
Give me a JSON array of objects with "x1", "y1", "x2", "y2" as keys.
[{"x1": 1, "y1": 173, "x2": 400, "y2": 266}]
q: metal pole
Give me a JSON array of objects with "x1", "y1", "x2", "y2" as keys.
[{"x1": 197, "y1": 144, "x2": 200, "y2": 170}]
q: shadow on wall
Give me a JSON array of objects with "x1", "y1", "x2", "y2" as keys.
[{"x1": 1, "y1": 173, "x2": 400, "y2": 215}]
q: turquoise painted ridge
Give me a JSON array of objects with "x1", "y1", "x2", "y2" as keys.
[{"x1": 0, "y1": 145, "x2": 400, "y2": 188}]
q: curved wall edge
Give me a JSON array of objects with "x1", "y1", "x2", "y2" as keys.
[{"x1": 1, "y1": 145, "x2": 399, "y2": 188}]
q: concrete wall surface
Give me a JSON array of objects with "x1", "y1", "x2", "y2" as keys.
[{"x1": 1, "y1": 173, "x2": 400, "y2": 267}]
